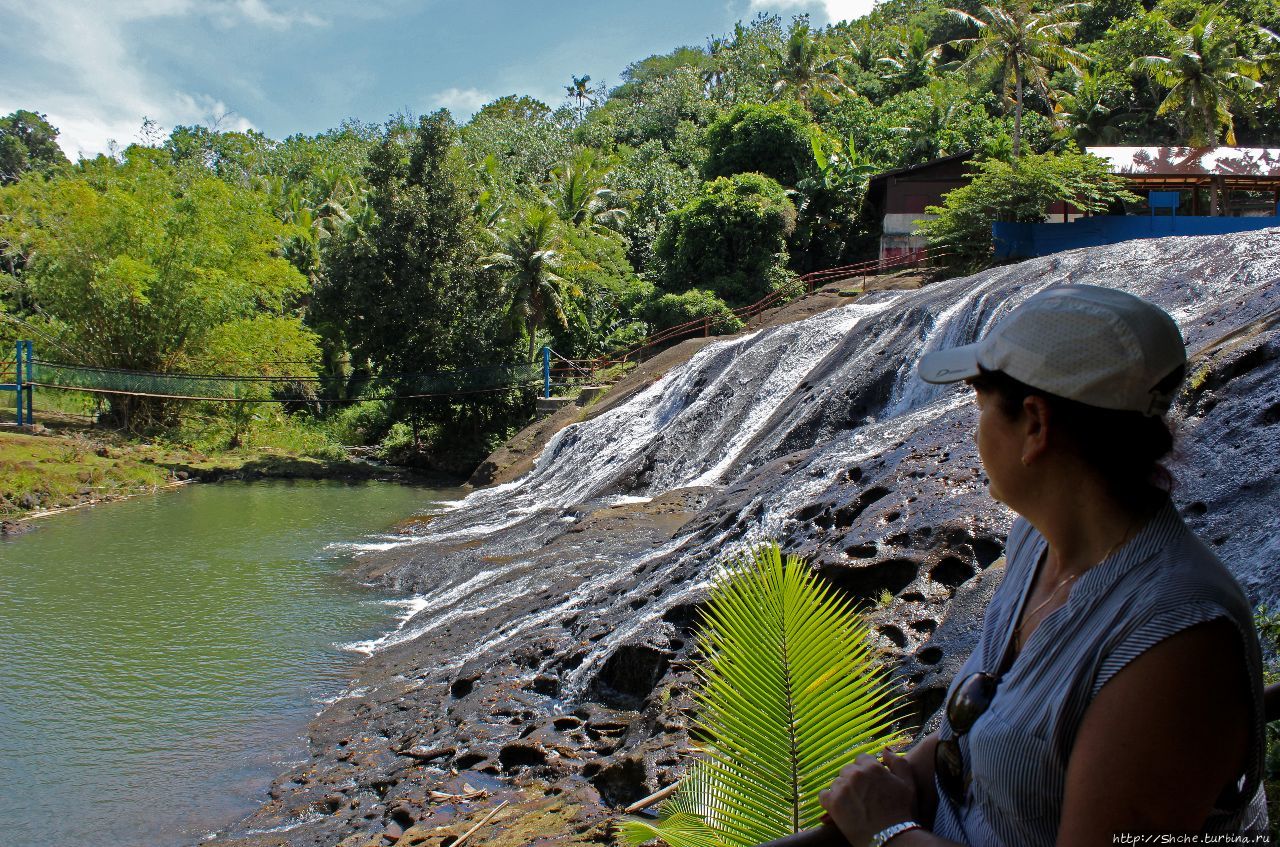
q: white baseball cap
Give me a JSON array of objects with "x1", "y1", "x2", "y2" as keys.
[{"x1": 917, "y1": 285, "x2": 1187, "y2": 416}]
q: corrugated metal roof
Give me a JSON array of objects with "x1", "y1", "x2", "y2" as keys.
[{"x1": 1086, "y1": 146, "x2": 1280, "y2": 177}]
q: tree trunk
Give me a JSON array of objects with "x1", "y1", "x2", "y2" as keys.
[
  {"x1": 1209, "y1": 175, "x2": 1226, "y2": 217},
  {"x1": 1014, "y1": 64, "x2": 1025, "y2": 158}
]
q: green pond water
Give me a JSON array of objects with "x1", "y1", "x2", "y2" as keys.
[{"x1": 0, "y1": 479, "x2": 455, "y2": 847}]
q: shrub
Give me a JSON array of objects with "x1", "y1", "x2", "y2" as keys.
[
  {"x1": 917, "y1": 149, "x2": 1137, "y2": 272},
  {"x1": 324, "y1": 399, "x2": 394, "y2": 446},
  {"x1": 642, "y1": 289, "x2": 744, "y2": 335},
  {"x1": 703, "y1": 101, "x2": 815, "y2": 187},
  {"x1": 655, "y1": 173, "x2": 796, "y2": 304}
]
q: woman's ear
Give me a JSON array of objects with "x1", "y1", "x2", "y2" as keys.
[{"x1": 1020, "y1": 395, "x2": 1052, "y2": 466}]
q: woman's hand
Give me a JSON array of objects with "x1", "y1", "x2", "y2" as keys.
[{"x1": 818, "y1": 750, "x2": 918, "y2": 845}]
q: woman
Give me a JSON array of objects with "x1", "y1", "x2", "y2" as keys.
[{"x1": 815, "y1": 285, "x2": 1269, "y2": 846}]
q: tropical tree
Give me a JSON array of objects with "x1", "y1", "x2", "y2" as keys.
[
  {"x1": 949, "y1": 0, "x2": 1091, "y2": 156},
  {"x1": 791, "y1": 128, "x2": 880, "y2": 269},
  {"x1": 0, "y1": 110, "x2": 68, "y2": 184},
  {"x1": 545, "y1": 148, "x2": 626, "y2": 231},
  {"x1": 324, "y1": 111, "x2": 523, "y2": 447},
  {"x1": 878, "y1": 25, "x2": 942, "y2": 93},
  {"x1": 702, "y1": 101, "x2": 815, "y2": 187},
  {"x1": 918, "y1": 149, "x2": 1138, "y2": 271},
  {"x1": 0, "y1": 148, "x2": 308, "y2": 429},
  {"x1": 887, "y1": 78, "x2": 996, "y2": 164},
  {"x1": 656, "y1": 172, "x2": 797, "y2": 304},
  {"x1": 618, "y1": 542, "x2": 904, "y2": 847},
  {"x1": 765, "y1": 17, "x2": 853, "y2": 105},
  {"x1": 1055, "y1": 70, "x2": 1132, "y2": 146},
  {"x1": 703, "y1": 36, "x2": 733, "y2": 95},
  {"x1": 566, "y1": 74, "x2": 595, "y2": 117},
  {"x1": 483, "y1": 204, "x2": 580, "y2": 361},
  {"x1": 1260, "y1": 26, "x2": 1280, "y2": 100},
  {"x1": 1130, "y1": 6, "x2": 1263, "y2": 145}
]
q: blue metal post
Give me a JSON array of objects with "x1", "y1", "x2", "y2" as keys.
[
  {"x1": 24, "y1": 342, "x2": 33, "y2": 425},
  {"x1": 542, "y1": 346, "x2": 551, "y2": 399},
  {"x1": 14, "y1": 341, "x2": 23, "y2": 427}
]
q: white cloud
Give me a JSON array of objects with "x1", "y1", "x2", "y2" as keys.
[
  {"x1": 431, "y1": 87, "x2": 492, "y2": 118},
  {"x1": 0, "y1": 0, "x2": 319, "y2": 158},
  {"x1": 746, "y1": 0, "x2": 877, "y2": 25},
  {"x1": 222, "y1": 0, "x2": 325, "y2": 30}
]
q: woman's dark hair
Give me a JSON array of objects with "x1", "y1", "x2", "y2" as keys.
[{"x1": 969, "y1": 366, "x2": 1184, "y2": 503}]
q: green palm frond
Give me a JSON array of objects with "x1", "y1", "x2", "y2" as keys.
[
  {"x1": 619, "y1": 762, "x2": 723, "y2": 847},
  {"x1": 626, "y1": 541, "x2": 907, "y2": 847},
  {"x1": 1130, "y1": 5, "x2": 1261, "y2": 146},
  {"x1": 619, "y1": 813, "x2": 722, "y2": 847}
]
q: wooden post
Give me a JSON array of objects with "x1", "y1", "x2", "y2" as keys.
[
  {"x1": 14, "y1": 341, "x2": 23, "y2": 427},
  {"x1": 541, "y1": 346, "x2": 551, "y2": 399},
  {"x1": 23, "y1": 341, "x2": 32, "y2": 425}
]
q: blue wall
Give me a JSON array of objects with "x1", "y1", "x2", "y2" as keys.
[{"x1": 993, "y1": 213, "x2": 1280, "y2": 259}]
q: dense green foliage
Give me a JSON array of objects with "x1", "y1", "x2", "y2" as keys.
[
  {"x1": 1, "y1": 0, "x2": 1276, "y2": 463},
  {"x1": 323, "y1": 112, "x2": 529, "y2": 453},
  {"x1": 703, "y1": 102, "x2": 815, "y2": 186},
  {"x1": 919, "y1": 149, "x2": 1139, "y2": 269},
  {"x1": 642, "y1": 289, "x2": 745, "y2": 335},
  {"x1": 0, "y1": 149, "x2": 310, "y2": 428},
  {"x1": 656, "y1": 172, "x2": 797, "y2": 304},
  {"x1": 0, "y1": 110, "x2": 68, "y2": 184}
]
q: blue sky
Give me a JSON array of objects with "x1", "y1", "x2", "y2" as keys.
[{"x1": 0, "y1": 0, "x2": 874, "y2": 160}]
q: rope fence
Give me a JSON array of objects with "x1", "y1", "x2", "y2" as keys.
[
  {"x1": 26, "y1": 360, "x2": 543, "y2": 404},
  {"x1": 7, "y1": 251, "x2": 942, "y2": 416}
]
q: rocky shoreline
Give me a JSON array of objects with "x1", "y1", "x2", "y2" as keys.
[{"x1": 204, "y1": 232, "x2": 1280, "y2": 847}]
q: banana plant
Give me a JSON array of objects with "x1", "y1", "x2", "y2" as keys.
[{"x1": 619, "y1": 541, "x2": 907, "y2": 847}]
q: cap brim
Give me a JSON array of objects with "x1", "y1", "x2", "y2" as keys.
[{"x1": 918, "y1": 344, "x2": 981, "y2": 384}]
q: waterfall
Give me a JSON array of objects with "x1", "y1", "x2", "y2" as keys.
[{"x1": 358, "y1": 228, "x2": 1280, "y2": 700}]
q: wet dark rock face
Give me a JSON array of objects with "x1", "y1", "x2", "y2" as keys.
[{"x1": 207, "y1": 230, "x2": 1280, "y2": 845}]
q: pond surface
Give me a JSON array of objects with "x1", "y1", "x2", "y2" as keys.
[{"x1": 0, "y1": 479, "x2": 454, "y2": 847}]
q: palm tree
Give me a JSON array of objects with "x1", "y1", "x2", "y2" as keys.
[
  {"x1": 1131, "y1": 7, "x2": 1262, "y2": 146},
  {"x1": 1056, "y1": 71, "x2": 1129, "y2": 146},
  {"x1": 703, "y1": 36, "x2": 732, "y2": 95},
  {"x1": 545, "y1": 148, "x2": 627, "y2": 231},
  {"x1": 895, "y1": 78, "x2": 970, "y2": 163},
  {"x1": 766, "y1": 17, "x2": 853, "y2": 106},
  {"x1": 878, "y1": 25, "x2": 941, "y2": 93},
  {"x1": 617, "y1": 542, "x2": 904, "y2": 846},
  {"x1": 482, "y1": 205, "x2": 579, "y2": 362},
  {"x1": 948, "y1": 0, "x2": 1091, "y2": 157},
  {"x1": 1260, "y1": 27, "x2": 1280, "y2": 103},
  {"x1": 565, "y1": 74, "x2": 594, "y2": 118},
  {"x1": 843, "y1": 19, "x2": 880, "y2": 73}
]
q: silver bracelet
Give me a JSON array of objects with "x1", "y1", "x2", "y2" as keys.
[{"x1": 869, "y1": 820, "x2": 922, "y2": 846}]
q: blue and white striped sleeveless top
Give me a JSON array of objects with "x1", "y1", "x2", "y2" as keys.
[{"x1": 932, "y1": 499, "x2": 1269, "y2": 846}]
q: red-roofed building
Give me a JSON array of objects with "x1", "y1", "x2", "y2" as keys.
[{"x1": 866, "y1": 147, "x2": 1280, "y2": 261}]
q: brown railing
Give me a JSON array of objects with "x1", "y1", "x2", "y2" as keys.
[{"x1": 549, "y1": 250, "x2": 943, "y2": 387}]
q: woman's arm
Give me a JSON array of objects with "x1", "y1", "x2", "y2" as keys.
[{"x1": 1056, "y1": 617, "x2": 1251, "y2": 845}]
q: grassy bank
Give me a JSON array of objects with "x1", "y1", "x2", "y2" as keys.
[{"x1": 0, "y1": 426, "x2": 407, "y2": 523}]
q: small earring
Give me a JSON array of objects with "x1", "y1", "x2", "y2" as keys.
[{"x1": 1022, "y1": 457, "x2": 1030, "y2": 466}]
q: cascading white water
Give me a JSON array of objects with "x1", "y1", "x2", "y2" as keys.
[{"x1": 366, "y1": 230, "x2": 1280, "y2": 696}]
